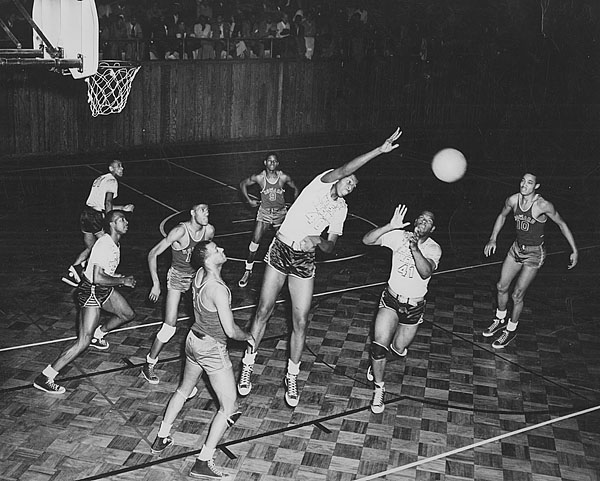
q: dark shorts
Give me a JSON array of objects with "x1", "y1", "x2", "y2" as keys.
[
  {"x1": 77, "y1": 278, "x2": 114, "y2": 308},
  {"x1": 256, "y1": 206, "x2": 287, "y2": 228},
  {"x1": 264, "y1": 237, "x2": 316, "y2": 279},
  {"x1": 80, "y1": 206, "x2": 104, "y2": 235},
  {"x1": 508, "y1": 241, "x2": 545, "y2": 268},
  {"x1": 379, "y1": 287, "x2": 426, "y2": 326}
]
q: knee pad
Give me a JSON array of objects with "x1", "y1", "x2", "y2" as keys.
[
  {"x1": 156, "y1": 323, "x2": 176, "y2": 343},
  {"x1": 217, "y1": 409, "x2": 242, "y2": 427},
  {"x1": 370, "y1": 342, "x2": 389, "y2": 361},
  {"x1": 249, "y1": 241, "x2": 259, "y2": 252}
]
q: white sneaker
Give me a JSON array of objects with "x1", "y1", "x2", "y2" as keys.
[
  {"x1": 483, "y1": 317, "x2": 507, "y2": 337},
  {"x1": 371, "y1": 383, "x2": 385, "y2": 414},
  {"x1": 284, "y1": 373, "x2": 299, "y2": 407},
  {"x1": 237, "y1": 362, "x2": 253, "y2": 396}
]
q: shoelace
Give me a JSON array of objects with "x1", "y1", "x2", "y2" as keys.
[
  {"x1": 47, "y1": 380, "x2": 63, "y2": 391},
  {"x1": 239, "y1": 364, "x2": 252, "y2": 386},
  {"x1": 286, "y1": 374, "x2": 298, "y2": 398},
  {"x1": 496, "y1": 331, "x2": 509, "y2": 343},
  {"x1": 487, "y1": 319, "x2": 501, "y2": 332},
  {"x1": 207, "y1": 460, "x2": 224, "y2": 476},
  {"x1": 373, "y1": 386, "x2": 385, "y2": 406},
  {"x1": 146, "y1": 364, "x2": 157, "y2": 376}
]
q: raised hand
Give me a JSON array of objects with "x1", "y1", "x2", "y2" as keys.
[
  {"x1": 389, "y1": 204, "x2": 410, "y2": 230},
  {"x1": 380, "y1": 127, "x2": 403, "y2": 153}
]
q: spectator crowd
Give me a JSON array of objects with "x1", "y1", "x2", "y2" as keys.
[{"x1": 96, "y1": 0, "x2": 382, "y2": 62}]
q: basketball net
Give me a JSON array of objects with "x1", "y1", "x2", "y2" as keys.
[{"x1": 85, "y1": 61, "x2": 141, "y2": 117}]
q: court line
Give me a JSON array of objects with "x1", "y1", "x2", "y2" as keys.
[
  {"x1": 354, "y1": 403, "x2": 600, "y2": 481},
  {"x1": 3, "y1": 244, "x2": 598, "y2": 354}
]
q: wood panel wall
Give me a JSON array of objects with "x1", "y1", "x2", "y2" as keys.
[{"x1": 0, "y1": 57, "x2": 594, "y2": 158}]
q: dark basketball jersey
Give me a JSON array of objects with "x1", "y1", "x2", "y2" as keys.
[
  {"x1": 191, "y1": 277, "x2": 230, "y2": 345},
  {"x1": 171, "y1": 223, "x2": 207, "y2": 274},
  {"x1": 514, "y1": 196, "x2": 546, "y2": 246},
  {"x1": 260, "y1": 171, "x2": 286, "y2": 210}
]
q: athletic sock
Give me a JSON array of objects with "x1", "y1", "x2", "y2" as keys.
[
  {"x1": 287, "y1": 359, "x2": 300, "y2": 376},
  {"x1": 42, "y1": 365, "x2": 59, "y2": 380},
  {"x1": 496, "y1": 309, "x2": 507, "y2": 320},
  {"x1": 93, "y1": 326, "x2": 106, "y2": 339},
  {"x1": 146, "y1": 354, "x2": 158, "y2": 365},
  {"x1": 506, "y1": 320, "x2": 518, "y2": 332},
  {"x1": 198, "y1": 444, "x2": 215, "y2": 461},
  {"x1": 242, "y1": 350, "x2": 257, "y2": 365},
  {"x1": 157, "y1": 421, "x2": 172, "y2": 438}
]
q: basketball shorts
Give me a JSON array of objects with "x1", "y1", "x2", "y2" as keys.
[
  {"x1": 379, "y1": 287, "x2": 426, "y2": 326},
  {"x1": 256, "y1": 206, "x2": 287, "y2": 228},
  {"x1": 77, "y1": 278, "x2": 114, "y2": 308},
  {"x1": 265, "y1": 237, "x2": 316, "y2": 279},
  {"x1": 80, "y1": 206, "x2": 104, "y2": 235},
  {"x1": 166, "y1": 267, "x2": 194, "y2": 292},
  {"x1": 508, "y1": 241, "x2": 545, "y2": 268},
  {"x1": 185, "y1": 330, "x2": 232, "y2": 374}
]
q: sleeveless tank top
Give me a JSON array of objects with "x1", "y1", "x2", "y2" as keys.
[
  {"x1": 260, "y1": 170, "x2": 286, "y2": 210},
  {"x1": 191, "y1": 276, "x2": 230, "y2": 345},
  {"x1": 514, "y1": 195, "x2": 546, "y2": 246},
  {"x1": 171, "y1": 223, "x2": 206, "y2": 274}
]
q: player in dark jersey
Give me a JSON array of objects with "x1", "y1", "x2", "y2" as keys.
[
  {"x1": 150, "y1": 240, "x2": 254, "y2": 479},
  {"x1": 142, "y1": 204, "x2": 214, "y2": 384},
  {"x1": 238, "y1": 152, "x2": 299, "y2": 288},
  {"x1": 483, "y1": 172, "x2": 578, "y2": 348}
]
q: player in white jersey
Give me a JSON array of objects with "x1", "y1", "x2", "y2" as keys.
[
  {"x1": 61, "y1": 159, "x2": 134, "y2": 287},
  {"x1": 362, "y1": 205, "x2": 441, "y2": 413},
  {"x1": 237, "y1": 128, "x2": 403, "y2": 408},
  {"x1": 34, "y1": 210, "x2": 137, "y2": 394}
]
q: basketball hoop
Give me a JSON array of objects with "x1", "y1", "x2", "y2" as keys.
[{"x1": 85, "y1": 60, "x2": 141, "y2": 117}]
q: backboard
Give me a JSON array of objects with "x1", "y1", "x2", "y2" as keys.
[{"x1": 32, "y1": 0, "x2": 98, "y2": 78}]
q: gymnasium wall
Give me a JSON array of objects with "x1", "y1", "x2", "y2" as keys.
[{"x1": 0, "y1": 56, "x2": 597, "y2": 159}]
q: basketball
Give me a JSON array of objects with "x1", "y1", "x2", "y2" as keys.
[{"x1": 431, "y1": 148, "x2": 467, "y2": 183}]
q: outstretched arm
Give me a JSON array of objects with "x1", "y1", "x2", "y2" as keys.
[
  {"x1": 322, "y1": 128, "x2": 402, "y2": 183},
  {"x1": 483, "y1": 196, "x2": 514, "y2": 257},
  {"x1": 541, "y1": 200, "x2": 578, "y2": 269},
  {"x1": 363, "y1": 204, "x2": 410, "y2": 246}
]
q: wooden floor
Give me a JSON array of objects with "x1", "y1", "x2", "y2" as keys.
[{"x1": 1, "y1": 136, "x2": 599, "y2": 481}]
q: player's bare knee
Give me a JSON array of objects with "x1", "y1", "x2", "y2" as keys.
[
  {"x1": 497, "y1": 281, "x2": 509, "y2": 294},
  {"x1": 123, "y1": 308, "x2": 136, "y2": 322},
  {"x1": 370, "y1": 342, "x2": 389, "y2": 361},
  {"x1": 511, "y1": 289, "x2": 525, "y2": 304}
]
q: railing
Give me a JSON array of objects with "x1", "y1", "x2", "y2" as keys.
[{"x1": 100, "y1": 36, "x2": 294, "y2": 61}]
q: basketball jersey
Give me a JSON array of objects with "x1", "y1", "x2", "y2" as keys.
[
  {"x1": 191, "y1": 275, "x2": 230, "y2": 345},
  {"x1": 260, "y1": 170, "x2": 286, "y2": 210},
  {"x1": 514, "y1": 196, "x2": 545, "y2": 246},
  {"x1": 381, "y1": 230, "x2": 442, "y2": 298},
  {"x1": 278, "y1": 170, "x2": 348, "y2": 243},
  {"x1": 83, "y1": 233, "x2": 120, "y2": 282},
  {"x1": 171, "y1": 223, "x2": 207, "y2": 274},
  {"x1": 86, "y1": 173, "x2": 118, "y2": 212}
]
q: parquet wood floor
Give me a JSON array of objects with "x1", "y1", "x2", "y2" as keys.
[{"x1": 1, "y1": 136, "x2": 599, "y2": 480}]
